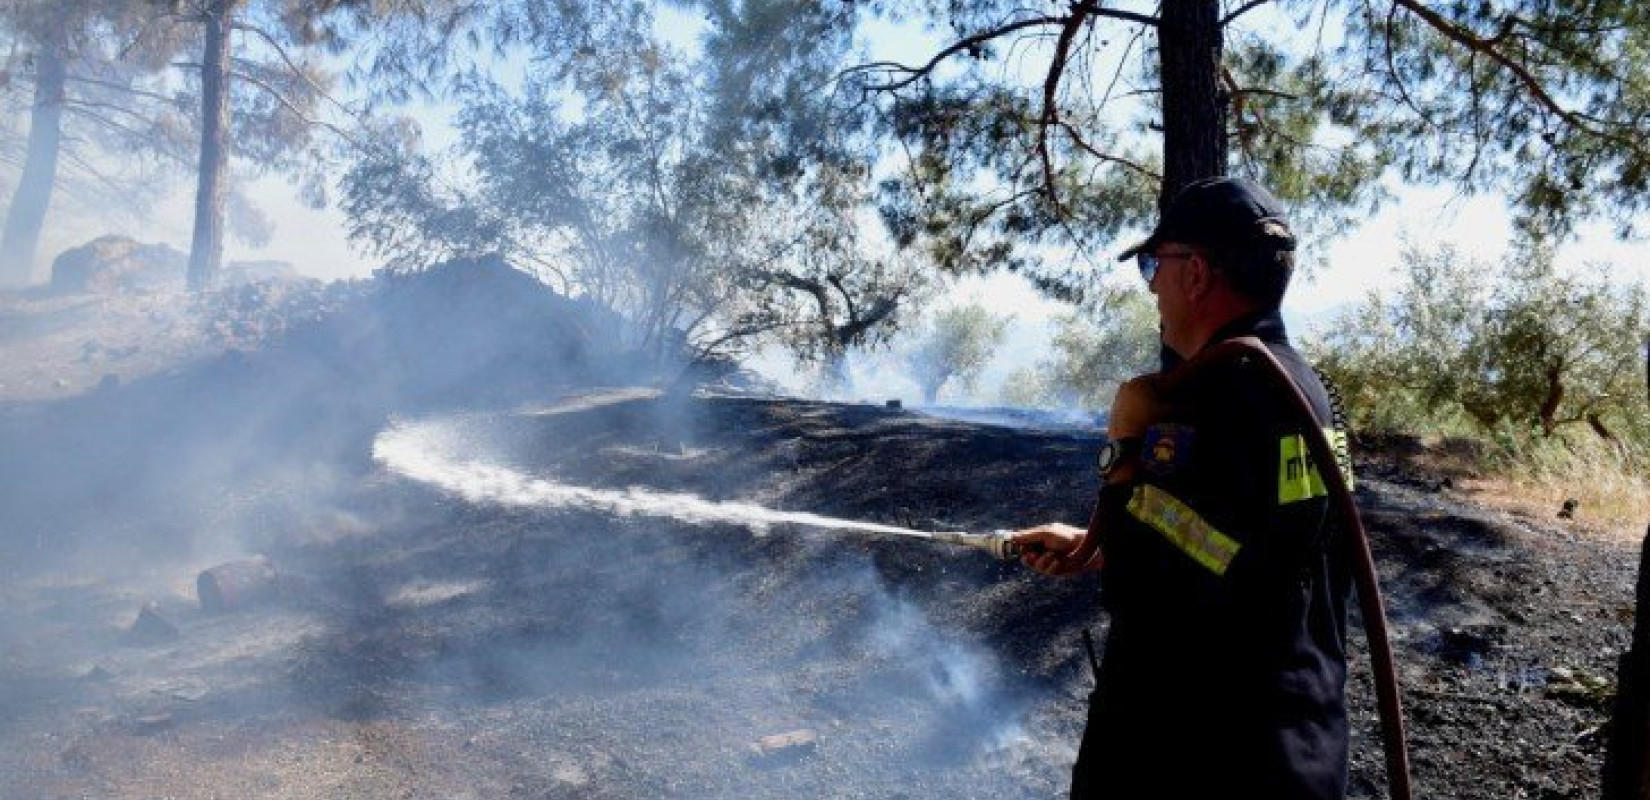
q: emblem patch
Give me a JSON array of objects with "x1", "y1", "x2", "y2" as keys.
[{"x1": 1143, "y1": 423, "x2": 1194, "y2": 475}]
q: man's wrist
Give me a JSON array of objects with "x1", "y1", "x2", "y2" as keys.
[{"x1": 1097, "y1": 436, "x2": 1144, "y2": 484}]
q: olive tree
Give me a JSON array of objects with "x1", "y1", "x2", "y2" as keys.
[
  {"x1": 1311, "y1": 243, "x2": 1648, "y2": 445},
  {"x1": 1001, "y1": 289, "x2": 1158, "y2": 410},
  {"x1": 342, "y1": 0, "x2": 920, "y2": 365},
  {"x1": 905, "y1": 303, "x2": 1010, "y2": 404}
]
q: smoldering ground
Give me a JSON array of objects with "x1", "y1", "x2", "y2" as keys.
[
  {"x1": 0, "y1": 397, "x2": 1103, "y2": 798},
  {"x1": 0, "y1": 264, "x2": 1105, "y2": 798},
  {"x1": 1, "y1": 260, "x2": 1635, "y2": 798}
]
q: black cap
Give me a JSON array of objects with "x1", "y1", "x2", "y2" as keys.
[{"x1": 1117, "y1": 176, "x2": 1297, "y2": 261}]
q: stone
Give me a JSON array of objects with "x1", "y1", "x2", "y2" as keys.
[
  {"x1": 50, "y1": 235, "x2": 186, "y2": 294},
  {"x1": 124, "y1": 601, "x2": 180, "y2": 644}
]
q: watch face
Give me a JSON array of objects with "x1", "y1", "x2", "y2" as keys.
[{"x1": 1096, "y1": 441, "x2": 1121, "y2": 475}]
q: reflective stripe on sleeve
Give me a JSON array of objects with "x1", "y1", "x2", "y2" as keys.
[
  {"x1": 1126, "y1": 484, "x2": 1242, "y2": 576},
  {"x1": 1278, "y1": 427, "x2": 1355, "y2": 504}
]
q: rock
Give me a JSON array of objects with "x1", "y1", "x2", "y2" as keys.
[
  {"x1": 124, "y1": 601, "x2": 180, "y2": 644},
  {"x1": 50, "y1": 235, "x2": 187, "y2": 294},
  {"x1": 1558, "y1": 498, "x2": 1578, "y2": 519},
  {"x1": 196, "y1": 555, "x2": 280, "y2": 612},
  {"x1": 1434, "y1": 625, "x2": 1503, "y2": 667},
  {"x1": 751, "y1": 728, "x2": 819, "y2": 758},
  {"x1": 130, "y1": 712, "x2": 173, "y2": 734},
  {"x1": 1546, "y1": 665, "x2": 1614, "y2": 708}
]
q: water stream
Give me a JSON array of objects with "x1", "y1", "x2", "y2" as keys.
[{"x1": 372, "y1": 418, "x2": 935, "y2": 539}]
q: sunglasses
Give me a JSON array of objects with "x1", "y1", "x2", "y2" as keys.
[{"x1": 1135, "y1": 250, "x2": 1197, "y2": 285}]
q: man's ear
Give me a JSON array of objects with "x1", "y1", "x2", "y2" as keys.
[{"x1": 1185, "y1": 251, "x2": 1215, "y2": 300}]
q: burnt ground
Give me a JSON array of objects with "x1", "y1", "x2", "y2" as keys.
[
  {"x1": 0, "y1": 387, "x2": 1637, "y2": 800},
  {"x1": 0, "y1": 274, "x2": 1641, "y2": 800}
]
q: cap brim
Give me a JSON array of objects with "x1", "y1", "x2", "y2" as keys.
[{"x1": 1116, "y1": 235, "x2": 1157, "y2": 262}]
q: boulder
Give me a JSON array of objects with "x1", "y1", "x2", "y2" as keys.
[{"x1": 50, "y1": 236, "x2": 186, "y2": 294}]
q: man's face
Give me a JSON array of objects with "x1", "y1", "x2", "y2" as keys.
[{"x1": 1146, "y1": 243, "x2": 1202, "y2": 355}]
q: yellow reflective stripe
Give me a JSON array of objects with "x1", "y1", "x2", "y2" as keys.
[
  {"x1": 1278, "y1": 427, "x2": 1355, "y2": 504},
  {"x1": 1127, "y1": 484, "x2": 1242, "y2": 576},
  {"x1": 1278, "y1": 433, "x2": 1327, "y2": 504}
]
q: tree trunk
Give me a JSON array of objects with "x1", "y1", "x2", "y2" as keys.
[
  {"x1": 187, "y1": 0, "x2": 234, "y2": 292},
  {"x1": 0, "y1": 28, "x2": 69, "y2": 287},
  {"x1": 820, "y1": 347, "x2": 850, "y2": 394},
  {"x1": 1602, "y1": 525, "x2": 1650, "y2": 800},
  {"x1": 1156, "y1": 0, "x2": 1227, "y2": 206},
  {"x1": 920, "y1": 379, "x2": 941, "y2": 405},
  {"x1": 1539, "y1": 364, "x2": 1564, "y2": 437}
]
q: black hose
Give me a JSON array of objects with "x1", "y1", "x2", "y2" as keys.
[{"x1": 1166, "y1": 336, "x2": 1413, "y2": 800}]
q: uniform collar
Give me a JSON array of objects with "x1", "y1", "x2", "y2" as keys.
[{"x1": 1159, "y1": 308, "x2": 1288, "y2": 370}]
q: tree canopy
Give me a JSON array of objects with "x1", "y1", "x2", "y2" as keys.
[
  {"x1": 0, "y1": 0, "x2": 196, "y2": 284},
  {"x1": 3, "y1": 0, "x2": 1647, "y2": 395},
  {"x1": 341, "y1": 0, "x2": 926, "y2": 364},
  {"x1": 847, "y1": 0, "x2": 1650, "y2": 300}
]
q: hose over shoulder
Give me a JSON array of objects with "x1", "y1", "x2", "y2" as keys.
[{"x1": 1168, "y1": 336, "x2": 1413, "y2": 800}]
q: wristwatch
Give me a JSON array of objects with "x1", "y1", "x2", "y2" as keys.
[{"x1": 1096, "y1": 437, "x2": 1143, "y2": 480}]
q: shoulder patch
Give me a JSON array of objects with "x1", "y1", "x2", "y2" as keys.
[{"x1": 1143, "y1": 423, "x2": 1194, "y2": 476}]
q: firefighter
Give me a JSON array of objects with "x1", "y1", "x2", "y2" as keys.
[{"x1": 1012, "y1": 177, "x2": 1354, "y2": 799}]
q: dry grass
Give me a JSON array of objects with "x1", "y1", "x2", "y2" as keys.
[
  {"x1": 1461, "y1": 474, "x2": 1647, "y2": 544},
  {"x1": 1392, "y1": 433, "x2": 1649, "y2": 544}
]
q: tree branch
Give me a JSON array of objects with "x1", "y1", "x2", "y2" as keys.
[
  {"x1": 1058, "y1": 121, "x2": 1159, "y2": 180},
  {"x1": 62, "y1": 74, "x2": 180, "y2": 106},
  {"x1": 232, "y1": 22, "x2": 358, "y2": 120},
  {"x1": 62, "y1": 97, "x2": 160, "y2": 128},
  {"x1": 1381, "y1": 0, "x2": 1439, "y2": 131},
  {"x1": 1069, "y1": 3, "x2": 1159, "y2": 27},
  {"x1": 1039, "y1": 6, "x2": 1090, "y2": 216},
  {"x1": 61, "y1": 104, "x2": 159, "y2": 146},
  {"x1": 1391, "y1": 0, "x2": 1641, "y2": 152},
  {"x1": 230, "y1": 68, "x2": 361, "y2": 147},
  {"x1": 58, "y1": 146, "x2": 132, "y2": 198},
  {"x1": 843, "y1": 5, "x2": 1158, "y2": 94},
  {"x1": 1220, "y1": 0, "x2": 1273, "y2": 27},
  {"x1": 840, "y1": 16, "x2": 1064, "y2": 91}
]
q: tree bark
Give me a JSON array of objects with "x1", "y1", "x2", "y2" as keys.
[
  {"x1": 1539, "y1": 364, "x2": 1564, "y2": 437},
  {"x1": 0, "y1": 26, "x2": 69, "y2": 287},
  {"x1": 1156, "y1": 0, "x2": 1227, "y2": 207},
  {"x1": 187, "y1": 0, "x2": 235, "y2": 292}
]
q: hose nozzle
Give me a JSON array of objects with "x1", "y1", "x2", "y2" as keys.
[{"x1": 930, "y1": 530, "x2": 1021, "y2": 561}]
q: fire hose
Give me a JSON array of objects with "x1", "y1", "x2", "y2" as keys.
[{"x1": 937, "y1": 335, "x2": 1413, "y2": 800}]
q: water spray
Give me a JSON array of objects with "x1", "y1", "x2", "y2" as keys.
[{"x1": 375, "y1": 422, "x2": 1035, "y2": 560}]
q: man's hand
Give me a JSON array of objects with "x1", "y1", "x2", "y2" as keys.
[{"x1": 1011, "y1": 522, "x2": 1098, "y2": 577}]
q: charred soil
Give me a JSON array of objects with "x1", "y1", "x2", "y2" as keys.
[{"x1": 0, "y1": 279, "x2": 1637, "y2": 799}]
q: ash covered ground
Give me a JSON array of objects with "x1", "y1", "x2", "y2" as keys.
[{"x1": 0, "y1": 270, "x2": 1637, "y2": 799}]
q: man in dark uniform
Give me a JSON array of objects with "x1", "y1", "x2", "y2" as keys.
[{"x1": 1012, "y1": 177, "x2": 1354, "y2": 799}]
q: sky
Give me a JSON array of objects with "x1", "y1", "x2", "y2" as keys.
[{"x1": 12, "y1": 3, "x2": 1650, "y2": 402}]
